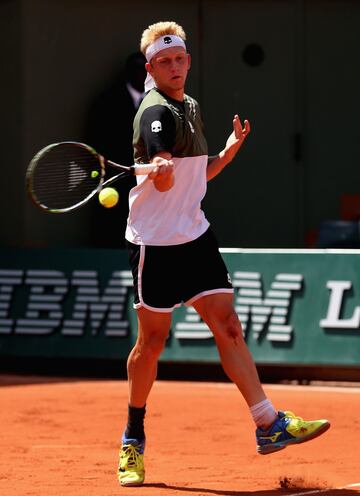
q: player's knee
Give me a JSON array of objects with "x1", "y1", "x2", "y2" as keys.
[
  {"x1": 142, "y1": 332, "x2": 168, "y2": 359},
  {"x1": 226, "y1": 314, "x2": 244, "y2": 342},
  {"x1": 215, "y1": 311, "x2": 243, "y2": 342}
]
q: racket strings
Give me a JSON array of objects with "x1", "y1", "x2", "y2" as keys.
[{"x1": 30, "y1": 145, "x2": 102, "y2": 210}]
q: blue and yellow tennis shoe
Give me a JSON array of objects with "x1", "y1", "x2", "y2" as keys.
[
  {"x1": 117, "y1": 436, "x2": 145, "y2": 486},
  {"x1": 256, "y1": 411, "x2": 330, "y2": 455}
]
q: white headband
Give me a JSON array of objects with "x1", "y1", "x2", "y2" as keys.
[{"x1": 144, "y1": 35, "x2": 186, "y2": 92}]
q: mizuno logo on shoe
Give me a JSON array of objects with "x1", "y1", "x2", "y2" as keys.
[{"x1": 260, "y1": 431, "x2": 282, "y2": 443}]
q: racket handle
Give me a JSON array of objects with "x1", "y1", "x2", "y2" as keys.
[
  {"x1": 106, "y1": 159, "x2": 156, "y2": 175},
  {"x1": 131, "y1": 164, "x2": 157, "y2": 175}
]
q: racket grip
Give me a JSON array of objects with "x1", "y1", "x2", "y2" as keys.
[{"x1": 132, "y1": 164, "x2": 157, "y2": 175}]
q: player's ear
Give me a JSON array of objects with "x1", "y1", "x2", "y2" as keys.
[
  {"x1": 145, "y1": 62, "x2": 153, "y2": 76},
  {"x1": 187, "y1": 53, "x2": 191, "y2": 70}
]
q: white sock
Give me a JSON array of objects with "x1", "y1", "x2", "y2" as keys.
[{"x1": 250, "y1": 399, "x2": 278, "y2": 430}]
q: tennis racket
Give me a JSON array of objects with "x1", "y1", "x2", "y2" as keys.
[{"x1": 26, "y1": 141, "x2": 156, "y2": 213}]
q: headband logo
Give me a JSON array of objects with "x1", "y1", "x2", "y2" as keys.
[{"x1": 163, "y1": 36, "x2": 172, "y2": 44}]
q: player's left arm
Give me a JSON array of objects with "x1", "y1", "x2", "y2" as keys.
[{"x1": 207, "y1": 115, "x2": 250, "y2": 181}]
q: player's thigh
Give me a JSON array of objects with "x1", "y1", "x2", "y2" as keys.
[{"x1": 136, "y1": 306, "x2": 172, "y2": 344}]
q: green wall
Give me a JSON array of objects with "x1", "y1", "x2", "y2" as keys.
[{"x1": 1, "y1": 247, "x2": 359, "y2": 370}]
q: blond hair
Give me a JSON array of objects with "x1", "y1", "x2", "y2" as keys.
[{"x1": 140, "y1": 21, "x2": 186, "y2": 55}]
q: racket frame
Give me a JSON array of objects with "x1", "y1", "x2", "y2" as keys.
[{"x1": 26, "y1": 141, "x2": 155, "y2": 214}]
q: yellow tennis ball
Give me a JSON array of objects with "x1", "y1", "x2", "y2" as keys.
[{"x1": 98, "y1": 187, "x2": 119, "y2": 208}]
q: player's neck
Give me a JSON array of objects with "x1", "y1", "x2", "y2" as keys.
[{"x1": 157, "y1": 85, "x2": 184, "y2": 102}]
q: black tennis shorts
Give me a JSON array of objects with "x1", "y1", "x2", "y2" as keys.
[{"x1": 127, "y1": 228, "x2": 233, "y2": 312}]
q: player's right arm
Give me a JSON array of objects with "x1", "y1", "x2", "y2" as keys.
[
  {"x1": 148, "y1": 152, "x2": 174, "y2": 192},
  {"x1": 140, "y1": 105, "x2": 176, "y2": 192}
]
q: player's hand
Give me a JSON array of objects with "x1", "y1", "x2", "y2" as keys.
[
  {"x1": 148, "y1": 156, "x2": 175, "y2": 192},
  {"x1": 223, "y1": 115, "x2": 250, "y2": 164}
]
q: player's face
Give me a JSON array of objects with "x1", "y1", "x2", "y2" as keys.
[{"x1": 146, "y1": 46, "x2": 191, "y2": 99}]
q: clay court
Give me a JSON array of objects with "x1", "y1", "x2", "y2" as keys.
[{"x1": 1, "y1": 375, "x2": 359, "y2": 496}]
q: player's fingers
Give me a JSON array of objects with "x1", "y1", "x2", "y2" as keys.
[
  {"x1": 243, "y1": 119, "x2": 251, "y2": 136},
  {"x1": 157, "y1": 162, "x2": 174, "y2": 176},
  {"x1": 233, "y1": 114, "x2": 242, "y2": 138},
  {"x1": 233, "y1": 115, "x2": 250, "y2": 140},
  {"x1": 148, "y1": 165, "x2": 160, "y2": 179}
]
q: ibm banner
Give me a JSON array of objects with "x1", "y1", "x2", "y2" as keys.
[{"x1": 0, "y1": 248, "x2": 359, "y2": 366}]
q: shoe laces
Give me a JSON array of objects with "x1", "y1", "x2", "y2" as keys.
[
  {"x1": 121, "y1": 444, "x2": 142, "y2": 470},
  {"x1": 283, "y1": 411, "x2": 304, "y2": 422}
]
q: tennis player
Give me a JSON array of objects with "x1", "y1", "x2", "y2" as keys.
[{"x1": 118, "y1": 21, "x2": 330, "y2": 487}]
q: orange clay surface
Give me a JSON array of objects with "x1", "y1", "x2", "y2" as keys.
[{"x1": 1, "y1": 375, "x2": 360, "y2": 496}]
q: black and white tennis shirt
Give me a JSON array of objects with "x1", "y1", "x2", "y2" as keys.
[{"x1": 125, "y1": 88, "x2": 210, "y2": 246}]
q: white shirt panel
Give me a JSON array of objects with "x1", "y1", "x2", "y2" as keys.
[{"x1": 125, "y1": 155, "x2": 209, "y2": 246}]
